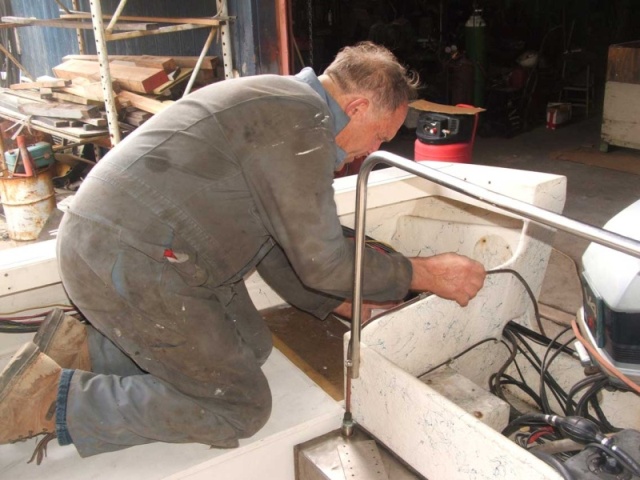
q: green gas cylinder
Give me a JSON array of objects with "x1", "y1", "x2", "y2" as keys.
[{"x1": 465, "y1": 9, "x2": 487, "y2": 107}]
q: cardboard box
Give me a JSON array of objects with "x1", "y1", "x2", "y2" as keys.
[{"x1": 406, "y1": 100, "x2": 485, "y2": 129}]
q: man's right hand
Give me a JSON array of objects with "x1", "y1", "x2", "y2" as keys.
[{"x1": 409, "y1": 253, "x2": 486, "y2": 306}]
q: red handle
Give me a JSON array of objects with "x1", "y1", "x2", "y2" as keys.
[{"x1": 16, "y1": 135, "x2": 35, "y2": 177}]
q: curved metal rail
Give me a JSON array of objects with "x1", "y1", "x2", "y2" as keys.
[{"x1": 347, "y1": 151, "x2": 640, "y2": 382}]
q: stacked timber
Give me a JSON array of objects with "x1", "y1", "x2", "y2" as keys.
[
  {"x1": 62, "y1": 54, "x2": 219, "y2": 86},
  {"x1": 0, "y1": 54, "x2": 219, "y2": 135}
]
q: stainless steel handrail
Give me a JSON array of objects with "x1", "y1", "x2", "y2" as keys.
[{"x1": 347, "y1": 151, "x2": 640, "y2": 380}]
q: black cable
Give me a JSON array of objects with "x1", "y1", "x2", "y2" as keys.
[
  {"x1": 0, "y1": 320, "x2": 41, "y2": 333},
  {"x1": 588, "y1": 396, "x2": 621, "y2": 434},
  {"x1": 510, "y1": 324, "x2": 585, "y2": 419},
  {"x1": 562, "y1": 374, "x2": 613, "y2": 429},
  {"x1": 0, "y1": 307, "x2": 75, "y2": 333},
  {"x1": 418, "y1": 337, "x2": 502, "y2": 377},
  {"x1": 575, "y1": 377, "x2": 609, "y2": 418},
  {"x1": 511, "y1": 356, "x2": 528, "y2": 386},
  {"x1": 508, "y1": 330, "x2": 546, "y2": 374},
  {"x1": 489, "y1": 328, "x2": 565, "y2": 417},
  {"x1": 496, "y1": 374, "x2": 545, "y2": 411},
  {"x1": 506, "y1": 320, "x2": 576, "y2": 356},
  {"x1": 488, "y1": 268, "x2": 546, "y2": 336},
  {"x1": 571, "y1": 379, "x2": 623, "y2": 433},
  {"x1": 566, "y1": 373, "x2": 607, "y2": 415},
  {"x1": 485, "y1": 270, "x2": 631, "y2": 465},
  {"x1": 539, "y1": 329, "x2": 574, "y2": 415},
  {"x1": 505, "y1": 326, "x2": 574, "y2": 416},
  {"x1": 528, "y1": 450, "x2": 576, "y2": 480},
  {"x1": 494, "y1": 267, "x2": 621, "y2": 428},
  {"x1": 502, "y1": 412, "x2": 550, "y2": 437},
  {"x1": 489, "y1": 328, "x2": 518, "y2": 403}
]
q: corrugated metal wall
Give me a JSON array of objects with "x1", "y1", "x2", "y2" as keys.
[
  {"x1": 6, "y1": 0, "x2": 276, "y2": 80},
  {"x1": 8, "y1": 1, "x2": 77, "y2": 79}
]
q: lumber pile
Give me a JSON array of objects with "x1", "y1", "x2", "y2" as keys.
[
  {"x1": 0, "y1": 54, "x2": 220, "y2": 135},
  {"x1": 52, "y1": 60, "x2": 170, "y2": 94},
  {"x1": 62, "y1": 54, "x2": 219, "y2": 86}
]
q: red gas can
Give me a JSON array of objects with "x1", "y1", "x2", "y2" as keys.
[
  {"x1": 414, "y1": 138, "x2": 474, "y2": 163},
  {"x1": 414, "y1": 104, "x2": 479, "y2": 164}
]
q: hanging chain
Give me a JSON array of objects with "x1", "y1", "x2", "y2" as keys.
[{"x1": 307, "y1": 0, "x2": 313, "y2": 68}]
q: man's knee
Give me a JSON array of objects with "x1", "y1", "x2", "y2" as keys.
[
  {"x1": 199, "y1": 370, "x2": 272, "y2": 440},
  {"x1": 231, "y1": 371, "x2": 272, "y2": 438}
]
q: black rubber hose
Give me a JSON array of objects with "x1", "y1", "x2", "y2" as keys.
[{"x1": 502, "y1": 412, "x2": 548, "y2": 437}]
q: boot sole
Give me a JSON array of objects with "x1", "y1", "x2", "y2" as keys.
[
  {"x1": 0, "y1": 342, "x2": 40, "y2": 404},
  {"x1": 33, "y1": 309, "x2": 68, "y2": 353}
]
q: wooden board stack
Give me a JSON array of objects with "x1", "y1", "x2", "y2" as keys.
[{"x1": 0, "y1": 54, "x2": 219, "y2": 134}]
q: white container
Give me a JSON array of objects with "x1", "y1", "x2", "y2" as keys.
[{"x1": 546, "y1": 102, "x2": 572, "y2": 129}]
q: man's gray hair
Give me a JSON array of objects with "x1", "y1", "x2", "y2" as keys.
[{"x1": 324, "y1": 41, "x2": 420, "y2": 112}]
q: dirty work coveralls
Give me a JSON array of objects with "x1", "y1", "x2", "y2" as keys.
[{"x1": 55, "y1": 68, "x2": 413, "y2": 456}]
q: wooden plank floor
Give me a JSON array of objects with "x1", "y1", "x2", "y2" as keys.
[{"x1": 262, "y1": 306, "x2": 349, "y2": 401}]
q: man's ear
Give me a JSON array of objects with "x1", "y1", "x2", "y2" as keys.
[{"x1": 344, "y1": 97, "x2": 370, "y2": 118}]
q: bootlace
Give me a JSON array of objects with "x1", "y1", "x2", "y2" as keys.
[{"x1": 27, "y1": 432, "x2": 57, "y2": 465}]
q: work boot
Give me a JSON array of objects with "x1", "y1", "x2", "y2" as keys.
[
  {"x1": 34, "y1": 309, "x2": 91, "y2": 371},
  {"x1": 0, "y1": 342, "x2": 60, "y2": 444}
]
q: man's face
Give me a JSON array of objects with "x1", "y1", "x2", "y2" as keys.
[{"x1": 336, "y1": 100, "x2": 409, "y2": 165}]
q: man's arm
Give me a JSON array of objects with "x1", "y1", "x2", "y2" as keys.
[
  {"x1": 238, "y1": 98, "x2": 412, "y2": 302},
  {"x1": 256, "y1": 243, "x2": 342, "y2": 319},
  {"x1": 333, "y1": 252, "x2": 486, "y2": 322}
]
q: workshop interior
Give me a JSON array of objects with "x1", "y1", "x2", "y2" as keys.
[{"x1": 0, "y1": 1, "x2": 639, "y2": 479}]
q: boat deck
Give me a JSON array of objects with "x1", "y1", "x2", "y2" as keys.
[{"x1": 0, "y1": 348, "x2": 344, "y2": 480}]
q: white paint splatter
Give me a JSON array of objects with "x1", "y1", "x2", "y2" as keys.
[{"x1": 296, "y1": 146, "x2": 322, "y2": 156}]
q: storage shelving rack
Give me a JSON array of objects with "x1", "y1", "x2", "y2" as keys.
[{"x1": 0, "y1": 0, "x2": 235, "y2": 146}]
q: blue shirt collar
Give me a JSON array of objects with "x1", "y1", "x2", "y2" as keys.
[{"x1": 294, "y1": 67, "x2": 348, "y2": 167}]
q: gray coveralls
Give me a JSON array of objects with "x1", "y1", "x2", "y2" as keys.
[{"x1": 55, "y1": 69, "x2": 413, "y2": 456}]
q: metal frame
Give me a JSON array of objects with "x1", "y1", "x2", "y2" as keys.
[
  {"x1": 0, "y1": 1, "x2": 235, "y2": 145},
  {"x1": 88, "y1": 0, "x2": 121, "y2": 145},
  {"x1": 344, "y1": 151, "x2": 640, "y2": 421},
  {"x1": 84, "y1": 0, "x2": 234, "y2": 144},
  {"x1": 217, "y1": 0, "x2": 234, "y2": 80}
]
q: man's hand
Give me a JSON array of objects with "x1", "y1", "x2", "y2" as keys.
[
  {"x1": 333, "y1": 299, "x2": 401, "y2": 324},
  {"x1": 333, "y1": 253, "x2": 485, "y2": 322},
  {"x1": 409, "y1": 253, "x2": 486, "y2": 306}
]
